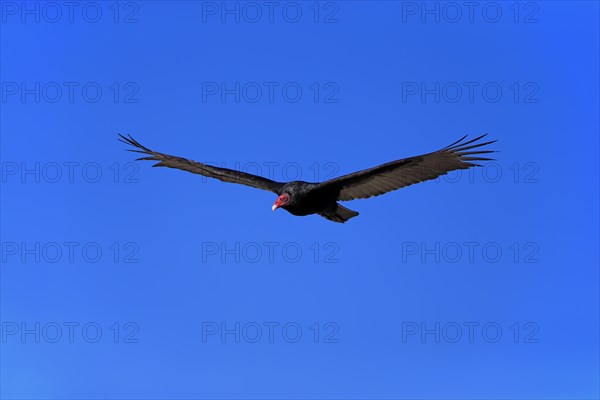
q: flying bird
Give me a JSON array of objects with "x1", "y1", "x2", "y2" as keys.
[{"x1": 119, "y1": 134, "x2": 496, "y2": 223}]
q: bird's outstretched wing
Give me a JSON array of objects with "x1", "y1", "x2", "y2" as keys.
[
  {"x1": 119, "y1": 134, "x2": 284, "y2": 193},
  {"x1": 313, "y1": 134, "x2": 497, "y2": 201}
]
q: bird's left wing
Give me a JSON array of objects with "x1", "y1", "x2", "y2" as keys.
[
  {"x1": 313, "y1": 134, "x2": 497, "y2": 201},
  {"x1": 119, "y1": 134, "x2": 284, "y2": 193}
]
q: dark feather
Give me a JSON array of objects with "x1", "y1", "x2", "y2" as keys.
[
  {"x1": 313, "y1": 134, "x2": 498, "y2": 201},
  {"x1": 118, "y1": 134, "x2": 283, "y2": 193}
]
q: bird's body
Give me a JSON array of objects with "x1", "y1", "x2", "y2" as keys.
[
  {"x1": 119, "y1": 134, "x2": 497, "y2": 223},
  {"x1": 271, "y1": 181, "x2": 356, "y2": 222},
  {"x1": 276, "y1": 181, "x2": 321, "y2": 216}
]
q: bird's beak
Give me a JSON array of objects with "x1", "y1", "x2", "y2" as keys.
[{"x1": 272, "y1": 204, "x2": 279, "y2": 212}]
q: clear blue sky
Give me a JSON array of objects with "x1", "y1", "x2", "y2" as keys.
[{"x1": 1, "y1": 1, "x2": 598, "y2": 399}]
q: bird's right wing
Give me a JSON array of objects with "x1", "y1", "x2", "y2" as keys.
[
  {"x1": 313, "y1": 134, "x2": 497, "y2": 201},
  {"x1": 119, "y1": 135, "x2": 284, "y2": 194}
]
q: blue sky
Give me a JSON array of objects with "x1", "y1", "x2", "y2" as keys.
[{"x1": 1, "y1": 1, "x2": 599, "y2": 399}]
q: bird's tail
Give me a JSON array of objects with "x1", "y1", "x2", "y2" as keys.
[{"x1": 319, "y1": 203, "x2": 359, "y2": 223}]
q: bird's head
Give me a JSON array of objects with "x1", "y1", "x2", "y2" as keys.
[{"x1": 272, "y1": 193, "x2": 291, "y2": 211}]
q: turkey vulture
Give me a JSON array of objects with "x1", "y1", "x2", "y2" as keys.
[{"x1": 119, "y1": 134, "x2": 496, "y2": 223}]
